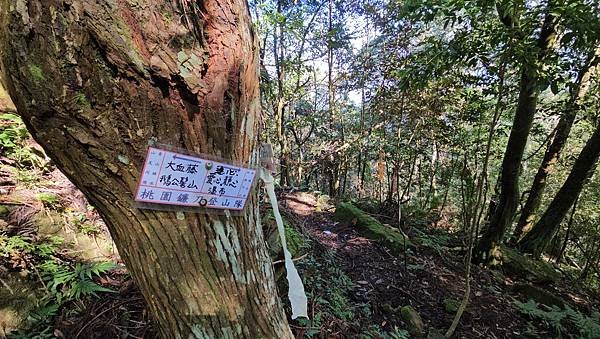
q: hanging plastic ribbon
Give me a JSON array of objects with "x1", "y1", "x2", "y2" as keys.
[{"x1": 260, "y1": 168, "x2": 308, "y2": 319}]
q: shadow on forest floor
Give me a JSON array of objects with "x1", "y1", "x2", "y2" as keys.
[{"x1": 279, "y1": 191, "x2": 600, "y2": 338}]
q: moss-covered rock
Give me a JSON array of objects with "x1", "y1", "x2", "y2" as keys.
[
  {"x1": 498, "y1": 246, "x2": 560, "y2": 284},
  {"x1": 513, "y1": 283, "x2": 568, "y2": 309},
  {"x1": 334, "y1": 202, "x2": 413, "y2": 254},
  {"x1": 0, "y1": 274, "x2": 39, "y2": 336},
  {"x1": 0, "y1": 205, "x2": 9, "y2": 218},
  {"x1": 442, "y1": 298, "x2": 459, "y2": 314},
  {"x1": 401, "y1": 305, "x2": 424, "y2": 337},
  {"x1": 35, "y1": 211, "x2": 114, "y2": 261}
]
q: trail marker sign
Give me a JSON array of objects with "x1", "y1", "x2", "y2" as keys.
[{"x1": 135, "y1": 147, "x2": 256, "y2": 211}]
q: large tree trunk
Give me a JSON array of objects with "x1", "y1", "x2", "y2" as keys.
[
  {"x1": 518, "y1": 120, "x2": 600, "y2": 257},
  {"x1": 0, "y1": 1, "x2": 292, "y2": 338},
  {"x1": 511, "y1": 47, "x2": 600, "y2": 243},
  {"x1": 474, "y1": 5, "x2": 557, "y2": 263}
]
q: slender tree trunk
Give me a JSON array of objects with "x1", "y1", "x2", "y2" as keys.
[
  {"x1": 423, "y1": 141, "x2": 438, "y2": 210},
  {"x1": 474, "y1": 6, "x2": 557, "y2": 263},
  {"x1": 417, "y1": 157, "x2": 423, "y2": 204},
  {"x1": 579, "y1": 242, "x2": 600, "y2": 281},
  {"x1": 328, "y1": 165, "x2": 338, "y2": 198},
  {"x1": 325, "y1": 0, "x2": 342, "y2": 198},
  {"x1": 388, "y1": 164, "x2": 399, "y2": 202},
  {"x1": 0, "y1": 1, "x2": 292, "y2": 338},
  {"x1": 401, "y1": 151, "x2": 418, "y2": 204},
  {"x1": 341, "y1": 156, "x2": 348, "y2": 196},
  {"x1": 511, "y1": 47, "x2": 600, "y2": 243},
  {"x1": 274, "y1": 0, "x2": 290, "y2": 187},
  {"x1": 437, "y1": 160, "x2": 455, "y2": 223},
  {"x1": 518, "y1": 120, "x2": 600, "y2": 256},
  {"x1": 555, "y1": 193, "x2": 580, "y2": 265},
  {"x1": 358, "y1": 84, "x2": 366, "y2": 194},
  {"x1": 445, "y1": 154, "x2": 476, "y2": 338},
  {"x1": 298, "y1": 147, "x2": 304, "y2": 184}
]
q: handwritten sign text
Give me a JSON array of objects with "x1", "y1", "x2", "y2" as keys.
[{"x1": 135, "y1": 147, "x2": 255, "y2": 210}]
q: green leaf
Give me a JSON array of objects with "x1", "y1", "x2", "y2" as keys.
[
  {"x1": 538, "y1": 78, "x2": 550, "y2": 92},
  {"x1": 560, "y1": 32, "x2": 574, "y2": 45},
  {"x1": 550, "y1": 81, "x2": 559, "y2": 95},
  {"x1": 0, "y1": 113, "x2": 21, "y2": 121},
  {"x1": 70, "y1": 280, "x2": 115, "y2": 299}
]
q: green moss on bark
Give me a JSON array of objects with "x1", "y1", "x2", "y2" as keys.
[
  {"x1": 499, "y1": 246, "x2": 560, "y2": 283},
  {"x1": 28, "y1": 65, "x2": 45, "y2": 82},
  {"x1": 513, "y1": 283, "x2": 568, "y2": 309},
  {"x1": 333, "y1": 202, "x2": 413, "y2": 254}
]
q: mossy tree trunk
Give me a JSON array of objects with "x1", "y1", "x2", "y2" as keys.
[
  {"x1": 474, "y1": 4, "x2": 557, "y2": 263},
  {"x1": 511, "y1": 46, "x2": 600, "y2": 243},
  {"x1": 0, "y1": 1, "x2": 292, "y2": 338},
  {"x1": 518, "y1": 120, "x2": 600, "y2": 257}
]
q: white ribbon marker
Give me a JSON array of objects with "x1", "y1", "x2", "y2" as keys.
[{"x1": 260, "y1": 168, "x2": 308, "y2": 319}]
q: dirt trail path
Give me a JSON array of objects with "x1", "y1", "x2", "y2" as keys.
[{"x1": 281, "y1": 192, "x2": 544, "y2": 338}]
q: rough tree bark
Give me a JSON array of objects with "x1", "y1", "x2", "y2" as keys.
[
  {"x1": 518, "y1": 120, "x2": 600, "y2": 257},
  {"x1": 474, "y1": 3, "x2": 557, "y2": 263},
  {"x1": 0, "y1": 1, "x2": 292, "y2": 338},
  {"x1": 511, "y1": 46, "x2": 600, "y2": 243}
]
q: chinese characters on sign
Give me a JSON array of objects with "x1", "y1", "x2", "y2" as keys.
[{"x1": 135, "y1": 147, "x2": 256, "y2": 211}]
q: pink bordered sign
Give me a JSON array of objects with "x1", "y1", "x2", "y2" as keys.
[{"x1": 134, "y1": 147, "x2": 256, "y2": 211}]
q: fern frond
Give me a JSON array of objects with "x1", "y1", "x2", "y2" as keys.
[{"x1": 69, "y1": 280, "x2": 115, "y2": 299}]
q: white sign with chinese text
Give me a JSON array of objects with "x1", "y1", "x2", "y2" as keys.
[{"x1": 134, "y1": 147, "x2": 256, "y2": 210}]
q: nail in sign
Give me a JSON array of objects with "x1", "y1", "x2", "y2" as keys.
[{"x1": 135, "y1": 147, "x2": 256, "y2": 210}]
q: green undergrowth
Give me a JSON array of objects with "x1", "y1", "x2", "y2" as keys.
[
  {"x1": 286, "y1": 227, "x2": 408, "y2": 338},
  {"x1": 514, "y1": 299, "x2": 600, "y2": 338},
  {"x1": 299, "y1": 250, "x2": 356, "y2": 321},
  {"x1": 352, "y1": 198, "x2": 435, "y2": 229},
  {"x1": 35, "y1": 193, "x2": 60, "y2": 210},
  {"x1": 295, "y1": 246, "x2": 411, "y2": 338},
  {"x1": 263, "y1": 208, "x2": 307, "y2": 257},
  {"x1": 314, "y1": 193, "x2": 332, "y2": 212},
  {"x1": 412, "y1": 228, "x2": 450, "y2": 255},
  {"x1": 0, "y1": 114, "x2": 45, "y2": 167},
  {"x1": 362, "y1": 325, "x2": 410, "y2": 339},
  {"x1": 0, "y1": 233, "x2": 117, "y2": 337},
  {"x1": 0, "y1": 113, "x2": 49, "y2": 186},
  {"x1": 262, "y1": 207, "x2": 369, "y2": 335},
  {"x1": 0, "y1": 113, "x2": 119, "y2": 336},
  {"x1": 0, "y1": 113, "x2": 27, "y2": 151}
]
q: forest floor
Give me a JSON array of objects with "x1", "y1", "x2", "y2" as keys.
[
  {"x1": 279, "y1": 192, "x2": 600, "y2": 338},
  {"x1": 0, "y1": 166, "x2": 156, "y2": 338}
]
